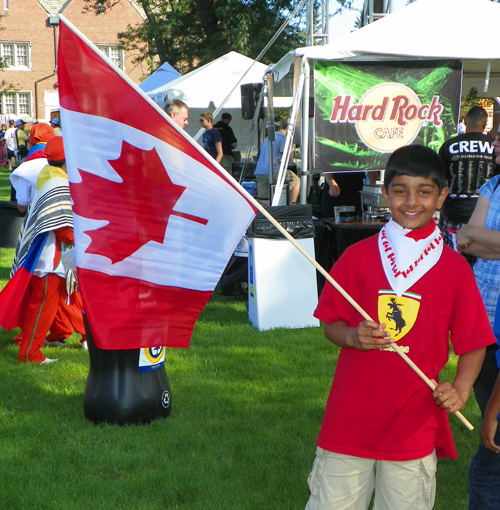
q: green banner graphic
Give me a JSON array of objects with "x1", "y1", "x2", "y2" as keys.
[{"x1": 314, "y1": 60, "x2": 462, "y2": 173}]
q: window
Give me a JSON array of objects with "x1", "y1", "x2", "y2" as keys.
[
  {"x1": 97, "y1": 44, "x2": 124, "y2": 70},
  {"x1": 0, "y1": 41, "x2": 30, "y2": 69},
  {"x1": 0, "y1": 92, "x2": 31, "y2": 117},
  {"x1": 18, "y1": 93, "x2": 29, "y2": 115}
]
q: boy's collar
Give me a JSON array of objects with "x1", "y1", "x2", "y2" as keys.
[
  {"x1": 403, "y1": 220, "x2": 437, "y2": 241},
  {"x1": 379, "y1": 219, "x2": 443, "y2": 297}
]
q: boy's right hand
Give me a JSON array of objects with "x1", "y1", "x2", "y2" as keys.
[{"x1": 349, "y1": 320, "x2": 394, "y2": 351}]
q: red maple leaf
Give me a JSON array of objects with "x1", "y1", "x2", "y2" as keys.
[{"x1": 72, "y1": 141, "x2": 208, "y2": 264}]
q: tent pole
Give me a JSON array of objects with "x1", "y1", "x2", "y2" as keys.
[
  {"x1": 272, "y1": 66, "x2": 305, "y2": 206},
  {"x1": 264, "y1": 76, "x2": 276, "y2": 203},
  {"x1": 300, "y1": 59, "x2": 310, "y2": 205}
]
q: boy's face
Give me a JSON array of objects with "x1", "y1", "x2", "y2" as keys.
[{"x1": 382, "y1": 175, "x2": 448, "y2": 230}]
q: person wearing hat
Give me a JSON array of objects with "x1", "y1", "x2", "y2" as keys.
[
  {"x1": 14, "y1": 119, "x2": 28, "y2": 164},
  {"x1": 9, "y1": 123, "x2": 56, "y2": 212},
  {"x1": 50, "y1": 117, "x2": 62, "y2": 135},
  {"x1": 8, "y1": 136, "x2": 86, "y2": 363}
]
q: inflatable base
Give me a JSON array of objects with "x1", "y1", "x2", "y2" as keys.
[{"x1": 83, "y1": 324, "x2": 171, "y2": 425}]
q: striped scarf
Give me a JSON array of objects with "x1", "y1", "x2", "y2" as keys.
[{"x1": 11, "y1": 166, "x2": 73, "y2": 278}]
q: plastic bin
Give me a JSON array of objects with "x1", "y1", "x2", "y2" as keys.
[
  {"x1": 247, "y1": 205, "x2": 319, "y2": 330},
  {"x1": 0, "y1": 201, "x2": 24, "y2": 248}
]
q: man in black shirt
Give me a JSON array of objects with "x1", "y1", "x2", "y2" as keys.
[
  {"x1": 438, "y1": 106, "x2": 498, "y2": 253},
  {"x1": 214, "y1": 112, "x2": 237, "y2": 173}
]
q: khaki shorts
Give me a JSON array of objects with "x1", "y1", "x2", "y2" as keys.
[
  {"x1": 220, "y1": 154, "x2": 233, "y2": 173},
  {"x1": 255, "y1": 170, "x2": 300, "y2": 199},
  {"x1": 305, "y1": 447, "x2": 437, "y2": 510}
]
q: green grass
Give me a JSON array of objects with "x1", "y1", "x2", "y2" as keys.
[
  {"x1": 0, "y1": 245, "x2": 483, "y2": 509},
  {"x1": 0, "y1": 164, "x2": 11, "y2": 201}
]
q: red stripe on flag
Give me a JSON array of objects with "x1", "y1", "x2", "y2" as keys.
[
  {"x1": 77, "y1": 268, "x2": 212, "y2": 349},
  {"x1": 58, "y1": 21, "x2": 211, "y2": 169}
]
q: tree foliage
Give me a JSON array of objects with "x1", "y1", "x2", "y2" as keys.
[{"x1": 85, "y1": 0, "x2": 352, "y2": 73}]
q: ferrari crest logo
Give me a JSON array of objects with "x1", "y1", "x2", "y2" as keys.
[{"x1": 378, "y1": 290, "x2": 421, "y2": 341}]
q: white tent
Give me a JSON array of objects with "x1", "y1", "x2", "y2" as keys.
[
  {"x1": 274, "y1": 0, "x2": 500, "y2": 94},
  {"x1": 148, "y1": 51, "x2": 267, "y2": 109},
  {"x1": 147, "y1": 51, "x2": 269, "y2": 155},
  {"x1": 269, "y1": 0, "x2": 500, "y2": 202}
]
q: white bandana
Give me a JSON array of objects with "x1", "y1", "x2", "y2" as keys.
[{"x1": 378, "y1": 219, "x2": 443, "y2": 297}]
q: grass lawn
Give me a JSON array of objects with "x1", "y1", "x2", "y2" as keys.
[
  {"x1": 0, "y1": 163, "x2": 11, "y2": 201},
  {"x1": 0, "y1": 164, "x2": 483, "y2": 509}
]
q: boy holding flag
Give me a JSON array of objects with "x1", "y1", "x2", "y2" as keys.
[{"x1": 305, "y1": 145, "x2": 495, "y2": 510}]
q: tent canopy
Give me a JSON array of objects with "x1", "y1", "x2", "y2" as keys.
[
  {"x1": 272, "y1": 0, "x2": 500, "y2": 96},
  {"x1": 147, "y1": 51, "x2": 268, "y2": 109},
  {"x1": 146, "y1": 51, "x2": 270, "y2": 154},
  {"x1": 139, "y1": 62, "x2": 181, "y2": 93}
]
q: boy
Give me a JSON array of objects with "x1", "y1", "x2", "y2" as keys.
[{"x1": 305, "y1": 145, "x2": 495, "y2": 510}]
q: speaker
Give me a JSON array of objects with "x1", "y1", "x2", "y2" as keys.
[{"x1": 241, "y1": 83, "x2": 263, "y2": 120}]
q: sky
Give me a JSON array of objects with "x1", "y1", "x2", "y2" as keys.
[{"x1": 328, "y1": 0, "x2": 409, "y2": 40}]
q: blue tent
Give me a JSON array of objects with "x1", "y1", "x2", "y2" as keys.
[{"x1": 139, "y1": 62, "x2": 181, "y2": 93}]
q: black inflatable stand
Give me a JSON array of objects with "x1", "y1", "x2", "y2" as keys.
[{"x1": 83, "y1": 322, "x2": 171, "y2": 425}]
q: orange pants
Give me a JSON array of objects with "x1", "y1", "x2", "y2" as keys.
[
  {"x1": 14, "y1": 292, "x2": 86, "y2": 346},
  {"x1": 19, "y1": 273, "x2": 85, "y2": 363},
  {"x1": 46, "y1": 291, "x2": 86, "y2": 343}
]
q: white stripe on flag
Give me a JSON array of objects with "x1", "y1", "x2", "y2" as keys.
[{"x1": 64, "y1": 109, "x2": 255, "y2": 291}]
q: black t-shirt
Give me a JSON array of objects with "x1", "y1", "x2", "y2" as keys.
[
  {"x1": 439, "y1": 132, "x2": 499, "y2": 223},
  {"x1": 213, "y1": 121, "x2": 237, "y2": 156},
  {"x1": 321, "y1": 172, "x2": 365, "y2": 218}
]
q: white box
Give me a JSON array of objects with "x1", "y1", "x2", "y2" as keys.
[{"x1": 248, "y1": 237, "x2": 320, "y2": 330}]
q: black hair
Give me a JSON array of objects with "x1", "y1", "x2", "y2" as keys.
[
  {"x1": 384, "y1": 145, "x2": 446, "y2": 191},
  {"x1": 48, "y1": 159, "x2": 65, "y2": 167},
  {"x1": 466, "y1": 105, "x2": 488, "y2": 127}
]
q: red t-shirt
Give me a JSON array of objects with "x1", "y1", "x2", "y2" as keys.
[{"x1": 314, "y1": 234, "x2": 495, "y2": 460}]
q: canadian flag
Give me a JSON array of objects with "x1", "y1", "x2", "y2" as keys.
[{"x1": 57, "y1": 17, "x2": 258, "y2": 349}]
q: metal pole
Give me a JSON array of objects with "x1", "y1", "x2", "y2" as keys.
[
  {"x1": 263, "y1": 76, "x2": 275, "y2": 203},
  {"x1": 300, "y1": 60, "x2": 310, "y2": 205},
  {"x1": 306, "y1": 0, "x2": 313, "y2": 46}
]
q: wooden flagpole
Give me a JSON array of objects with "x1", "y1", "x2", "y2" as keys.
[{"x1": 252, "y1": 205, "x2": 474, "y2": 431}]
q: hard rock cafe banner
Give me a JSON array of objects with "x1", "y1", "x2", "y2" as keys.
[{"x1": 314, "y1": 60, "x2": 462, "y2": 172}]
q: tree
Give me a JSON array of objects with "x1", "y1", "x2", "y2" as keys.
[{"x1": 85, "y1": 0, "x2": 352, "y2": 73}]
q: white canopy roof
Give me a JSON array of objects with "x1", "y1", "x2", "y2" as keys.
[
  {"x1": 273, "y1": 0, "x2": 500, "y2": 96},
  {"x1": 147, "y1": 51, "x2": 268, "y2": 109}
]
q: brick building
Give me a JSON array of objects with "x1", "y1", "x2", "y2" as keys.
[{"x1": 0, "y1": 0, "x2": 147, "y2": 124}]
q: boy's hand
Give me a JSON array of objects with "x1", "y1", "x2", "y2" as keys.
[
  {"x1": 480, "y1": 416, "x2": 500, "y2": 453},
  {"x1": 348, "y1": 321, "x2": 393, "y2": 351},
  {"x1": 431, "y1": 380, "x2": 466, "y2": 413}
]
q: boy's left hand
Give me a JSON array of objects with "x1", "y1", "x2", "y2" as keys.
[{"x1": 431, "y1": 380, "x2": 466, "y2": 413}]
